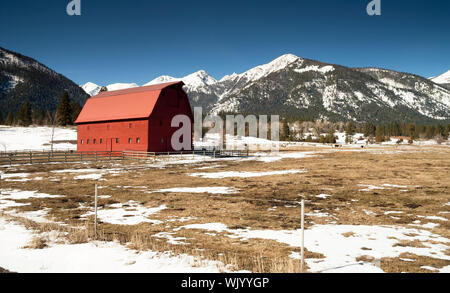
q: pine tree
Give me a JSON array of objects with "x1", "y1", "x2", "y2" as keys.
[
  {"x1": 99, "y1": 86, "x2": 108, "y2": 93},
  {"x1": 345, "y1": 121, "x2": 356, "y2": 136},
  {"x1": 31, "y1": 107, "x2": 45, "y2": 125},
  {"x1": 445, "y1": 124, "x2": 450, "y2": 140},
  {"x1": 325, "y1": 128, "x2": 336, "y2": 144},
  {"x1": 56, "y1": 91, "x2": 73, "y2": 126},
  {"x1": 5, "y1": 112, "x2": 14, "y2": 125},
  {"x1": 363, "y1": 122, "x2": 376, "y2": 137},
  {"x1": 407, "y1": 123, "x2": 416, "y2": 140},
  {"x1": 425, "y1": 125, "x2": 435, "y2": 139},
  {"x1": 282, "y1": 120, "x2": 290, "y2": 141},
  {"x1": 70, "y1": 102, "x2": 82, "y2": 124},
  {"x1": 36, "y1": 108, "x2": 45, "y2": 125},
  {"x1": 375, "y1": 125, "x2": 385, "y2": 143},
  {"x1": 16, "y1": 102, "x2": 32, "y2": 126},
  {"x1": 43, "y1": 110, "x2": 54, "y2": 126}
]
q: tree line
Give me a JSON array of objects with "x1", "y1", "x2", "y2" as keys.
[
  {"x1": 281, "y1": 119, "x2": 450, "y2": 143},
  {"x1": 0, "y1": 91, "x2": 82, "y2": 127}
]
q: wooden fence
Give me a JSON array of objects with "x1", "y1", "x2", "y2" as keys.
[
  {"x1": 0, "y1": 148, "x2": 249, "y2": 166},
  {"x1": 123, "y1": 149, "x2": 249, "y2": 160},
  {"x1": 0, "y1": 151, "x2": 124, "y2": 165}
]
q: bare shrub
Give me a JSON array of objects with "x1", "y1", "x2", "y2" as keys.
[{"x1": 25, "y1": 237, "x2": 47, "y2": 249}]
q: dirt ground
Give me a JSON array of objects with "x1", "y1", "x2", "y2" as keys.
[{"x1": 1, "y1": 145, "x2": 449, "y2": 273}]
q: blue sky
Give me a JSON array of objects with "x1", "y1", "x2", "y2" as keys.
[{"x1": 0, "y1": 0, "x2": 449, "y2": 85}]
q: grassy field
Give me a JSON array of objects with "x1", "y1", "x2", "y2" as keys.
[{"x1": 1, "y1": 145, "x2": 449, "y2": 273}]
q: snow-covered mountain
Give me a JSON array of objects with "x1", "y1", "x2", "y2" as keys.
[
  {"x1": 80, "y1": 54, "x2": 450, "y2": 123},
  {"x1": 145, "y1": 70, "x2": 217, "y2": 92},
  {"x1": 81, "y1": 82, "x2": 102, "y2": 96},
  {"x1": 106, "y1": 83, "x2": 138, "y2": 91},
  {"x1": 80, "y1": 82, "x2": 139, "y2": 96},
  {"x1": 430, "y1": 70, "x2": 450, "y2": 89}
]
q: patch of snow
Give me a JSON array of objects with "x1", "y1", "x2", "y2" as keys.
[
  {"x1": 81, "y1": 201, "x2": 166, "y2": 226},
  {"x1": 294, "y1": 65, "x2": 335, "y2": 74},
  {"x1": 189, "y1": 169, "x2": 306, "y2": 179},
  {"x1": 358, "y1": 184, "x2": 385, "y2": 192},
  {"x1": 153, "y1": 232, "x2": 187, "y2": 245},
  {"x1": 74, "y1": 173, "x2": 103, "y2": 180},
  {"x1": 424, "y1": 216, "x2": 448, "y2": 222},
  {"x1": 0, "y1": 189, "x2": 64, "y2": 200},
  {"x1": 420, "y1": 266, "x2": 439, "y2": 271},
  {"x1": 0, "y1": 199, "x2": 30, "y2": 210},
  {"x1": 153, "y1": 187, "x2": 238, "y2": 195},
  {"x1": 382, "y1": 184, "x2": 408, "y2": 188},
  {"x1": 410, "y1": 223, "x2": 440, "y2": 229},
  {"x1": 384, "y1": 211, "x2": 404, "y2": 215}
]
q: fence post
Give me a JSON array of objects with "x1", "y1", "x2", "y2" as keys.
[
  {"x1": 94, "y1": 184, "x2": 98, "y2": 239},
  {"x1": 300, "y1": 199, "x2": 305, "y2": 273}
]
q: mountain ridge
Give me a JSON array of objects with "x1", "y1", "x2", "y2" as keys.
[
  {"x1": 0, "y1": 46, "x2": 89, "y2": 117},
  {"x1": 80, "y1": 54, "x2": 450, "y2": 124}
]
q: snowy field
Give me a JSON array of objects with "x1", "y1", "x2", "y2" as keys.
[
  {"x1": 0, "y1": 126, "x2": 77, "y2": 151},
  {"x1": 0, "y1": 126, "x2": 449, "y2": 273},
  {"x1": 1, "y1": 125, "x2": 448, "y2": 153}
]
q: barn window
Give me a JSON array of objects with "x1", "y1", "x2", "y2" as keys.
[
  {"x1": 100, "y1": 138, "x2": 103, "y2": 144},
  {"x1": 93, "y1": 139, "x2": 96, "y2": 144},
  {"x1": 128, "y1": 138, "x2": 132, "y2": 144},
  {"x1": 87, "y1": 139, "x2": 90, "y2": 144},
  {"x1": 81, "y1": 139, "x2": 84, "y2": 145},
  {"x1": 136, "y1": 138, "x2": 140, "y2": 144},
  {"x1": 161, "y1": 138, "x2": 164, "y2": 144},
  {"x1": 116, "y1": 138, "x2": 119, "y2": 143}
]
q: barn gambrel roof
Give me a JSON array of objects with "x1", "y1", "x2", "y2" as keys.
[{"x1": 75, "y1": 81, "x2": 185, "y2": 124}]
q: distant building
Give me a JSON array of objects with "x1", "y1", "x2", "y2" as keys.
[{"x1": 75, "y1": 81, "x2": 193, "y2": 153}]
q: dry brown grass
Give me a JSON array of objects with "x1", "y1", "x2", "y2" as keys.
[
  {"x1": 381, "y1": 253, "x2": 449, "y2": 273},
  {"x1": 1, "y1": 145, "x2": 449, "y2": 272},
  {"x1": 24, "y1": 237, "x2": 48, "y2": 249}
]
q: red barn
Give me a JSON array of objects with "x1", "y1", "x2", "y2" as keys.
[{"x1": 75, "y1": 81, "x2": 193, "y2": 153}]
